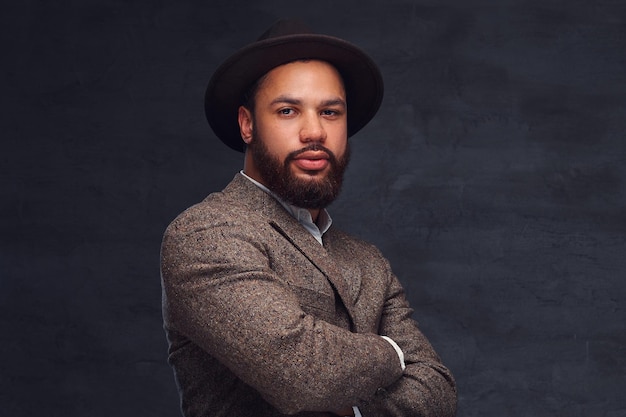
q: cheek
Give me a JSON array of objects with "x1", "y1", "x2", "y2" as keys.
[
  {"x1": 254, "y1": 126, "x2": 295, "y2": 160},
  {"x1": 260, "y1": 119, "x2": 299, "y2": 142},
  {"x1": 328, "y1": 126, "x2": 348, "y2": 153}
]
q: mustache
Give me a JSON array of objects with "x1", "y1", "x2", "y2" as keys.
[{"x1": 286, "y1": 143, "x2": 337, "y2": 163}]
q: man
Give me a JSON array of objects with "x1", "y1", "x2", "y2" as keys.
[{"x1": 161, "y1": 19, "x2": 457, "y2": 417}]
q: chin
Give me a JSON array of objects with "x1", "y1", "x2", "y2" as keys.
[{"x1": 299, "y1": 173, "x2": 330, "y2": 184}]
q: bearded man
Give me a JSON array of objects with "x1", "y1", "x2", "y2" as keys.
[{"x1": 160, "y1": 19, "x2": 457, "y2": 417}]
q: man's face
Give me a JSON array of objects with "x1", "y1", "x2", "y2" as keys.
[{"x1": 239, "y1": 60, "x2": 350, "y2": 209}]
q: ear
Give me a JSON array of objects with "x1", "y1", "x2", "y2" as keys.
[{"x1": 238, "y1": 106, "x2": 253, "y2": 144}]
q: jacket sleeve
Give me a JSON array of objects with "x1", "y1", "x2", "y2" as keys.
[
  {"x1": 357, "y1": 251, "x2": 458, "y2": 417},
  {"x1": 160, "y1": 209, "x2": 404, "y2": 415}
]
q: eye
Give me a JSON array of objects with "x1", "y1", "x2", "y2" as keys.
[
  {"x1": 321, "y1": 109, "x2": 342, "y2": 118},
  {"x1": 278, "y1": 108, "x2": 294, "y2": 115}
]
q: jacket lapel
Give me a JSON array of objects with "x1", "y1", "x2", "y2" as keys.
[
  {"x1": 223, "y1": 174, "x2": 359, "y2": 326},
  {"x1": 268, "y1": 218, "x2": 358, "y2": 327}
]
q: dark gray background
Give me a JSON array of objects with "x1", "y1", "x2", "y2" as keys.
[{"x1": 2, "y1": 0, "x2": 625, "y2": 416}]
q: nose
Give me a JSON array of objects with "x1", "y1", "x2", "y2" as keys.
[{"x1": 299, "y1": 111, "x2": 326, "y2": 143}]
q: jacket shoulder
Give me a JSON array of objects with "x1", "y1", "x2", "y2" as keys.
[{"x1": 164, "y1": 175, "x2": 270, "y2": 236}]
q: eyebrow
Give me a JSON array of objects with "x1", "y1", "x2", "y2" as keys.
[{"x1": 270, "y1": 95, "x2": 346, "y2": 108}]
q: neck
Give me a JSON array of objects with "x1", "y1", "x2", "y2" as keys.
[{"x1": 308, "y1": 208, "x2": 321, "y2": 223}]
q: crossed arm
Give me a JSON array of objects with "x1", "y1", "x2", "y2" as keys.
[
  {"x1": 356, "y1": 256, "x2": 458, "y2": 416},
  {"x1": 161, "y1": 216, "x2": 456, "y2": 416}
]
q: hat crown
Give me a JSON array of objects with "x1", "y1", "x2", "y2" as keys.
[{"x1": 257, "y1": 19, "x2": 313, "y2": 41}]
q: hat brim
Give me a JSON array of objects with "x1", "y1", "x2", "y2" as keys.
[{"x1": 205, "y1": 33, "x2": 384, "y2": 152}]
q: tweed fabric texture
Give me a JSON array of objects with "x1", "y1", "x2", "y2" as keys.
[{"x1": 160, "y1": 174, "x2": 457, "y2": 416}]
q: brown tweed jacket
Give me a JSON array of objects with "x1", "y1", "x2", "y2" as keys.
[{"x1": 161, "y1": 174, "x2": 457, "y2": 417}]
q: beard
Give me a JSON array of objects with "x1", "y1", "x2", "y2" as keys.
[{"x1": 247, "y1": 131, "x2": 350, "y2": 210}]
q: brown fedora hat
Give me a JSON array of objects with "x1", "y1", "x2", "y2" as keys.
[{"x1": 204, "y1": 19, "x2": 384, "y2": 152}]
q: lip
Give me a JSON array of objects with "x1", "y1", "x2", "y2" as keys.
[{"x1": 292, "y1": 151, "x2": 330, "y2": 171}]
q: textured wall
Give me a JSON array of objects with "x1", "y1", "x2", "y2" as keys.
[{"x1": 2, "y1": 1, "x2": 625, "y2": 416}]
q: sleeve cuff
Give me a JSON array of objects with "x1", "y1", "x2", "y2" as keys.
[{"x1": 381, "y1": 336, "x2": 406, "y2": 371}]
